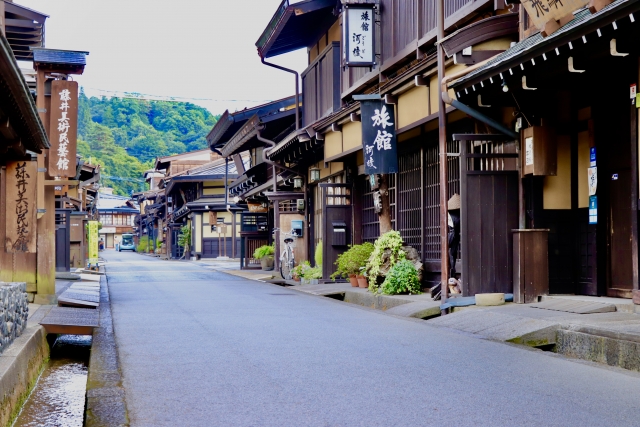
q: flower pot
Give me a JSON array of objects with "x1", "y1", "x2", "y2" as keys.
[
  {"x1": 260, "y1": 256, "x2": 274, "y2": 271},
  {"x1": 348, "y1": 275, "x2": 359, "y2": 287},
  {"x1": 357, "y1": 275, "x2": 368, "y2": 288}
]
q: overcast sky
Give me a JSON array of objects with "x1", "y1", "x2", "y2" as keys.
[{"x1": 18, "y1": 0, "x2": 308, "y2": 115}]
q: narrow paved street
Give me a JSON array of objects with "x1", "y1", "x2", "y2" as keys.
[{"x1": 105, "y1": 250, "x2": 640, "y2": 427}]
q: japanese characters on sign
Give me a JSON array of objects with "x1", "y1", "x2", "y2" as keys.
[
  {"x1": 521, "y1": 0, "x2": 589, "y2": 30},
  {"x1": 6, "y1": 161, "x2": 37, "y2": 253},
  {"x1": 49, "y1": 80, "x2": 79, "y2": 178},
  {"x1": 88, "y1": 221, "x2": 99, "y2": 264},
  {"x1": 361, "y1": 100, "x2": 398, "y2": 175},
  {"x1": 343, "y1": 4, "x2": 375, "y2": 67}
]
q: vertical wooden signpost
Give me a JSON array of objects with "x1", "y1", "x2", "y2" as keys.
[
  {"x1": 48, "y1": 80, "x2": 78, "y2": 178},
  {"x1": 5, "y1": 161, "x2": 37, "y2": 253}
]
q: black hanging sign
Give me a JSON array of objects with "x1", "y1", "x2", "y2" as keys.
[{"x1": 361, "y1": 99, "x2": 398, "y2": 175}]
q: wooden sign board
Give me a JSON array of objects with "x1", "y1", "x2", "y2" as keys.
[
  {"x1": 522, "y1": 0, "x2": 589, "y2": 31},
  {"x1": 247, "y1": 203, "x2": 268, "y2": 213},
  {"x1": 87, "y1": 221, "x2": 99, "y2": 263},
  {"x1": 5, "y1": 161, "x2": 37, "y2": 253},
  {"x1": 49, "y1": 80, "x2": 79, "y2": 178}
]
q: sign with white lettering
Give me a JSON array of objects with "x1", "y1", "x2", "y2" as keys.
[
  {"x1": 5, "y1": 161, "x2": 37, "y2": 253},
  {"x1": 361, "y1": 100, "x2": 398, "y2": 175},
  {"x1": 49, "y1": 80, "x2": 78, "y2": 178},
  {"x1": 589, "y1": 195, "x2": 597, "y2": 224},
  {"x1": 343, "y1": 3, "x2": 376, "y2": 67}
]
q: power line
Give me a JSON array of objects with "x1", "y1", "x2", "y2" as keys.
[{"x1": 82, "y1": 87, "x2": 273, "y2": 105}]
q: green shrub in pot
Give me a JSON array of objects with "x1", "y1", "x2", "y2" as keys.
[
  {"x1": 380, "y1": 259, "x2": 421, "y2": 295},
  {"x1": 253, "y1": 244, "x2": 275, "y2": 260},
  {"x1": 331, "y1": 243, "x2": 374, "y2": 280}
]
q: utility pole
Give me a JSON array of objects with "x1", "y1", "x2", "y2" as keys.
[{"x1": 437, "y1": 0, "x2": 449, "y2": 309}]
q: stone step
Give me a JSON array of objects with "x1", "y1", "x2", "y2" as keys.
[
  {"x1": 530, "y1": 299, "x2": 616, "y2": 314},
  {"x1": 39, "y1": 306, "x2": 99, "y2": 335}
]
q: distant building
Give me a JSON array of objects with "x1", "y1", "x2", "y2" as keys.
[{"x1": 97, "y1": 193, "x2": 139, "y2": 249}]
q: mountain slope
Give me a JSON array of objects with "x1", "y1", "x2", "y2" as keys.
[{"x1": 76, "y1": 91, "x2": 219, "y2": 196}]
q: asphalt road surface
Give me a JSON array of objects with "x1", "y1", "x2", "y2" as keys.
[{"x1": 104, "y1": 250, "x2": 640, "y2": 427}]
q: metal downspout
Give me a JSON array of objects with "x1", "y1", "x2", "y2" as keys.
[
  {"x1": 261, "y1": 57, "x2": 300, "y2": 130},
  {"x1": 212, "y1": 148, "x2": 229, "y2": 206}
]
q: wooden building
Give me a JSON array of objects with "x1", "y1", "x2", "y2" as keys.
[
  {"x1": 207, "y1": 97, "x2": 314, "y2": 269},
  {"x1": 132, "y1": 149, "x2": 222, "y2": 256},
  {"x1": 448, "y1": 0, "x2": 640, "y2": 301},
  {"x1": 247, "y1": 0, "x2": 640, "y2": 303},
  {"x1": 163, "y1": 155, "x2": 249, "y2": 260},
  {"x1": 254, "y1": 0, "x2": 517, "y2": 284},
  {"x1": 0, "y1": 29, "x2": 49, "y2": 303},
  {"x1": 97, "y1": 192, "x2": 138, "y2": 249}
]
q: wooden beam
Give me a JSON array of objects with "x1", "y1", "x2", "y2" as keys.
[{"x1": 44, "y1": 179, "x2": 79, "y2": 186}]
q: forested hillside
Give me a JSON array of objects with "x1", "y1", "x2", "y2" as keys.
[{"x1": 76, "y1": 90, "x2": 219, "y2": 196}]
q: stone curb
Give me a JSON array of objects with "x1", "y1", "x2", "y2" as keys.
[
  {"x1": 0, "y1": 312, "x2": 50, "y2": 427},
  {"x1": 85, "y1": 270, "x2": 129, "y2": 427}
]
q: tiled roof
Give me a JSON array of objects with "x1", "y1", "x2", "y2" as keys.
[
  {"x1": 450, "y1": 0, "x2": 635, "y2": 89},
  {"x1": 32, "y1": 48, "x2": 88, "y2": 66}
]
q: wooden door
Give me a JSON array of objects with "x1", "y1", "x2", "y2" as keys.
[{"x1": 609, "y1": 168, "x2": 633, "y2": 295}]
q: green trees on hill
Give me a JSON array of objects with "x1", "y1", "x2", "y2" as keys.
[{"x1": 76, "y1": 90, "x2": 219, "y2": 196}]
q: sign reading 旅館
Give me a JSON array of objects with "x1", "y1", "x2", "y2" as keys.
[
  {"x1": 343, "y1": 3, "x2": 376, "y2": 67},
  {"x1": 361, "y1": 99, "x2": 398, "y2": 175}
]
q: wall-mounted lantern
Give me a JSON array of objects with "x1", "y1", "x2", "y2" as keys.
[
  {"x1": 293, "y1": 176, "x2": 303, "y2": 189},
  {"x1": 309, "y1": 167, "x2": 320, "y2": 182},
  {"x1": 522, "y1": 126, "x2": 557, "y2": 176}
]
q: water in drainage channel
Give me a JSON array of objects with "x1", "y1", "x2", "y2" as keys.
[{"x1": 13, "y1": 334, "x2": 92, "y2": 427}]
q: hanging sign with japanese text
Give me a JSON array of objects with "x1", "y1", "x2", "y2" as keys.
[
  {"x1": 5, "y1": 161, "x2": 37, "y2": 253},
  {"x1": 521, "y1": 0, "x2": 589, "y2": 31},
  {"x1": 343, "y1": 3, "x2": 375, "y2": 67},
  {"x1": 49, "y1": 80, "x2": 78, "y2": 178},
  {"x1": 361, "y1": 100, "x2": 398, "y2": 175},
  {"x1": 87, "y1": 221, "x2": 99, "y2": 264}
]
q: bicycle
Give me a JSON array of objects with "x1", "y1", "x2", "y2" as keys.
[{"x1": 274, "y1": 228, "x2": 298, "y2": 280}]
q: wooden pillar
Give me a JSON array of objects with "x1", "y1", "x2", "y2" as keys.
[
  {"x1": 437, "y1": 0, "x2": 449, "y2": 306},
  {"x1": 35, "y1": 69, "x2": 56, "y2": 303},
  {"x1": 632, "y1": 56, "x2": 640, "y2": 296}
]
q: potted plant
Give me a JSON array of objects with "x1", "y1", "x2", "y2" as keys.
[
  {"x1": 292, "y1": 261, "x2": 310, "y2": 281},
  {"x1": 302, "y1": 265, "x2": 322, "y2": 285},
  {"x1": 331, "y1": 243, "x2": 374, "y2": 287},
  {"x1": 357, "y1": 267, "x2": 368, "y2": 288},
  {"x1": 253, "y1": 244, "x2": 275, "y2": 271}
]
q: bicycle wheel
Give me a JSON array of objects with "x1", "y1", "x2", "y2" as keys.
[{"x1": 280, "y1": 252, "x2": 292, "y2": 280}]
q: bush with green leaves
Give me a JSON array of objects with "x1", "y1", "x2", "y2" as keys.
[
  {"x1": 366, "y1": 230, "x2": 406, "y2": 291},
  {"x1": 380, "y1": 259, "x2": 421, "y2": 295},
  {"x1": 303, "y1": 266, "x2": 322, "y2": 281},
  {"x1": 331, "y1": 243, "x2": 374, "y2": 280},
  {"x1": 292, "y1": 261, "x2": 311, "y2": 279},
  {"x1": 136, "y1": 236, "x2": 154, "y2": 253},
  {"x1": 253, "y1": 244, "x2": 275, "y2": 259}
]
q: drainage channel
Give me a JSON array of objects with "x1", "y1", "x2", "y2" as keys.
[{"x1": 13, "y1": 334, "x2": 92, "y2": 427}]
